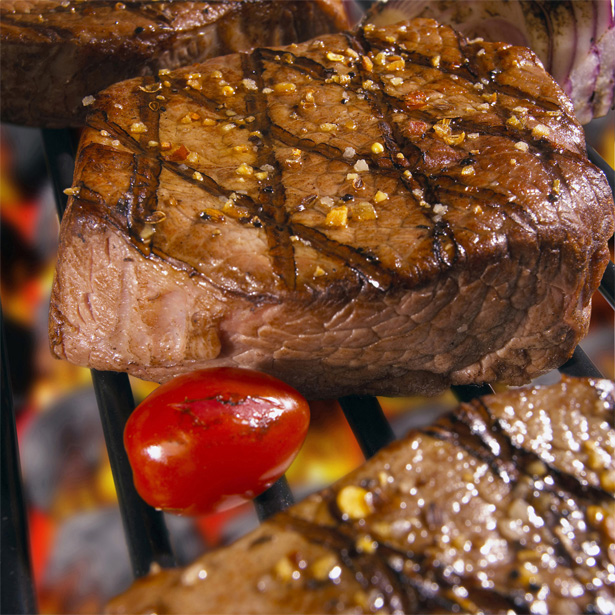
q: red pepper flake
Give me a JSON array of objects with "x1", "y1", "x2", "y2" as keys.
[
  {"x1": 403, "y1": 91, "x2": 427, "y2": 110},
  {"x1": 167, "y1": 144, "x2": 189, "y2": 161},
  {"x1": 404, "y1": 120, "x2": 429, "y2": 137}
]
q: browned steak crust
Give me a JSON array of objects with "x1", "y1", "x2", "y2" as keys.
[
  {"x1": 49, "y1": 19, "x2": 614, "y2": 398},
  {"x1": 105, "y1": 377, "x2": 615, "y2": 614},
  {"x1": 0, "y1": 0, "x2": 349, "y2": 127}
]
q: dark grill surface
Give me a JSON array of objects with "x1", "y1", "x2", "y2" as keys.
[{"x1": 1, "y1": 125, "x2": 613, "y2": 615}]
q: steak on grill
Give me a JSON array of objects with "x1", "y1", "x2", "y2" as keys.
[
  {"x1": 105, "y1": 376, "x2": 615, "y2": 614},
  {"x1": 48, "y1": 19, "x2": 614, "y2": 399},
  {"x1": 0, "y1": 0, "x2": 349, "y2": 128}
]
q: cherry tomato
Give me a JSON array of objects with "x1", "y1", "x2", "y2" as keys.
[{"x1": 123, "y1": 367, "x2": 310, "y2": 516}]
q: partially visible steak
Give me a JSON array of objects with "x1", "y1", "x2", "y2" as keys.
[
  {"x1": 106, "y1": 376, "x2": 615, "y2": 614},
  {"x1": 48, "y1": 19, "x2": 614, "y2": 399},
  {"x1": 0, "y1": 0, "x2": 349, "y2": 127}
]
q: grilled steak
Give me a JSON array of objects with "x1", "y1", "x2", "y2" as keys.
[
  {"x1": 48, "y1": 19, "x2": 614, "y2": 399},
  {"x1": 0, "y1": 0, "x2": 349, "y2": 128},
  {"x1": 105, "y1": 376, "x2": 615, "y2": 614}
]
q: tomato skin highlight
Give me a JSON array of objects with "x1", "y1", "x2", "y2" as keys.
[{"x1": 123, "y1": 368, "x2": 310, "y2": 516}]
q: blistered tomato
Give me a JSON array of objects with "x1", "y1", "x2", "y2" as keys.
[{"x1": 123, "y1": 367, "x2": 310, "y2": 515}]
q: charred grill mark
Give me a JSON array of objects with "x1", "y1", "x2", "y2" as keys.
[
  {"x1": 0, "y1": 14, "x2": 75, "y2": 41},
  {"x1": 163, "y1": 76, "x2": 221, "y2": 114},
  {"x1": 268, "y1": 123, "x2": 345, "y2": 160},
  {"x1": 258, "y1": 47, "x2": 335, "y2": 81},
  {"x1": 87, "y1": 109, "x2": 233, "y2": 200},
  {"x1": 356, "y1": 21, "x2": 579, "y2": 180},
  {"x1": 430, "y1": 399, "x2": 613, "y2": 585},
  {"x1": 351, "y1": 29, "x2": 466, "y2": 273},
  {"x1": 122, "y1": 2, "x2": 175, "y2": 28},
  {"x1": 342, "y1": 30, "x2": 442, "y2": 252},
  {"x1": 125, "y1": 77, "x2": 163, "y2": 255},
  {"x1": 1, "y1": 2, "x2": 174, "y2": 41},
  {"x1": 475, "y1": 399, "x2": 615, "y2": 503},
  {"x1": 242, "y1": 49, "x2": 297, "y2": 291},
  {"x1": 421, "y1": 412, "x2": 610, "y2": 606},
  {"x1": 69, "y1": 181, "x2": 285, "y2": 302},
  {"x1": 380, "y1": 537, "x2": 529, "y2": 614},
  {"x1": 292, "y1": 223, "x2": 395, "y2": 291},
  {"x1": 460, "y1": 38, "x2": 561, "y2": 114},
  {"x1": 274, "y1": 513, "x2": 417, "y2": 614},
  {"x1": 424, "y1": 417, "x2": 522, "y2": 486}
]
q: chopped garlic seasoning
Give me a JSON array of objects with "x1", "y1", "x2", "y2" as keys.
[
  {"x1": 313, "y1": 266, "x2": 326, "y2": 277},
  {"x1": 129, "y1": 122, "x2": 147, "y2": 133},
  {"x1": 354, "y1": 159, "x2": 369, "y2": 172},
  {"x1": 326, "y1": 52, "x2": 345, "y2": 62},
  {"x1": 236, "y1": 163, "x2": 253, "y2": 176},
  {"x1": 374, "y1": 190, "x2": 388, "y2": 203},
  {"x1": 274, "y1": 82, "x2": 297, "y2": 93},
  {"x1": 320, "y1": 123, "x2": 338, "y2": 132},
  {"x1": 336, "y1": 486, "x2": 374, "y2": 519},
  {"x1": 325, "y1": 206, "x2": 348, "y2": 227},
  {"x1": 531, "y1": 124, "x2": 550, "y2": 138},
  {"x1": 242, "y1": 78, "x2": 258, "y2": 91}
]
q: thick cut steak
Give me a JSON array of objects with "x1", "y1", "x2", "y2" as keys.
[
  {"x1": 105, "y1": 376, "x2": 615, "y2": 614},
  {"x1": 0, "y1": 0, "x2": 349, "y2": 127},
  {"x1": 49, "y1": 19, "x2": 614, "y2": 399}
]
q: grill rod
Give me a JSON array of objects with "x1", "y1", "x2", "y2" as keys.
[
  {"x1": 588, "y1": 144, "x2": 614, "y2": 194},
  {"x1": 91, "y1": 370, "x2": 177, "y2": 575},
  {"x1": 1, "y1": 307, "x2": 38, "y2": 615},
  {"x1": 599, "y1": 260, "x2": 614, "y2": 309},
  {"x1": 41, "y1": 129, "x2": 177, "y2": 578}
]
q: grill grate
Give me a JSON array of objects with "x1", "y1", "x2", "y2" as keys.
[{"x1": 1, "y1": 126, "x2": 613, "y2": 615}]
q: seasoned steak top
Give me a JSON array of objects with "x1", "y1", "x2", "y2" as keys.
[{"x1": 70, "y1": 18, "x2": 612, "y2": 302}]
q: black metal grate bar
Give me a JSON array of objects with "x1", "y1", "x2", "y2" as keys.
[
  {"x1": 254, "y1": 476, "x2": 295, "y2": 521},
  {"x1": 599, "y1": 260, "x2": 615, "y2": 309},
  {"x1": 41, "y1": 127, "x2": 178, "y2": 578},
  {"x1": 41, "y1": 128, "x2": 79, "y2": 219},
  {"x1": 1, "y1": 307, "x2": 39, "y2": 615},
  {"x1": 91, "y1": 370, "x2": 176, "y2": 576},
  {"x1": 451, "y1": 383, "x2": 495, "y2": 403},
  {"x1": 338, "y1": 395, "x2": 396, "y2": 458},
  {"x1": 588, "y1": 144, "x2": 614, "y2": 194},
  {"x1": 558, "y1": 345, "x2": 604, "y2": 379}
]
